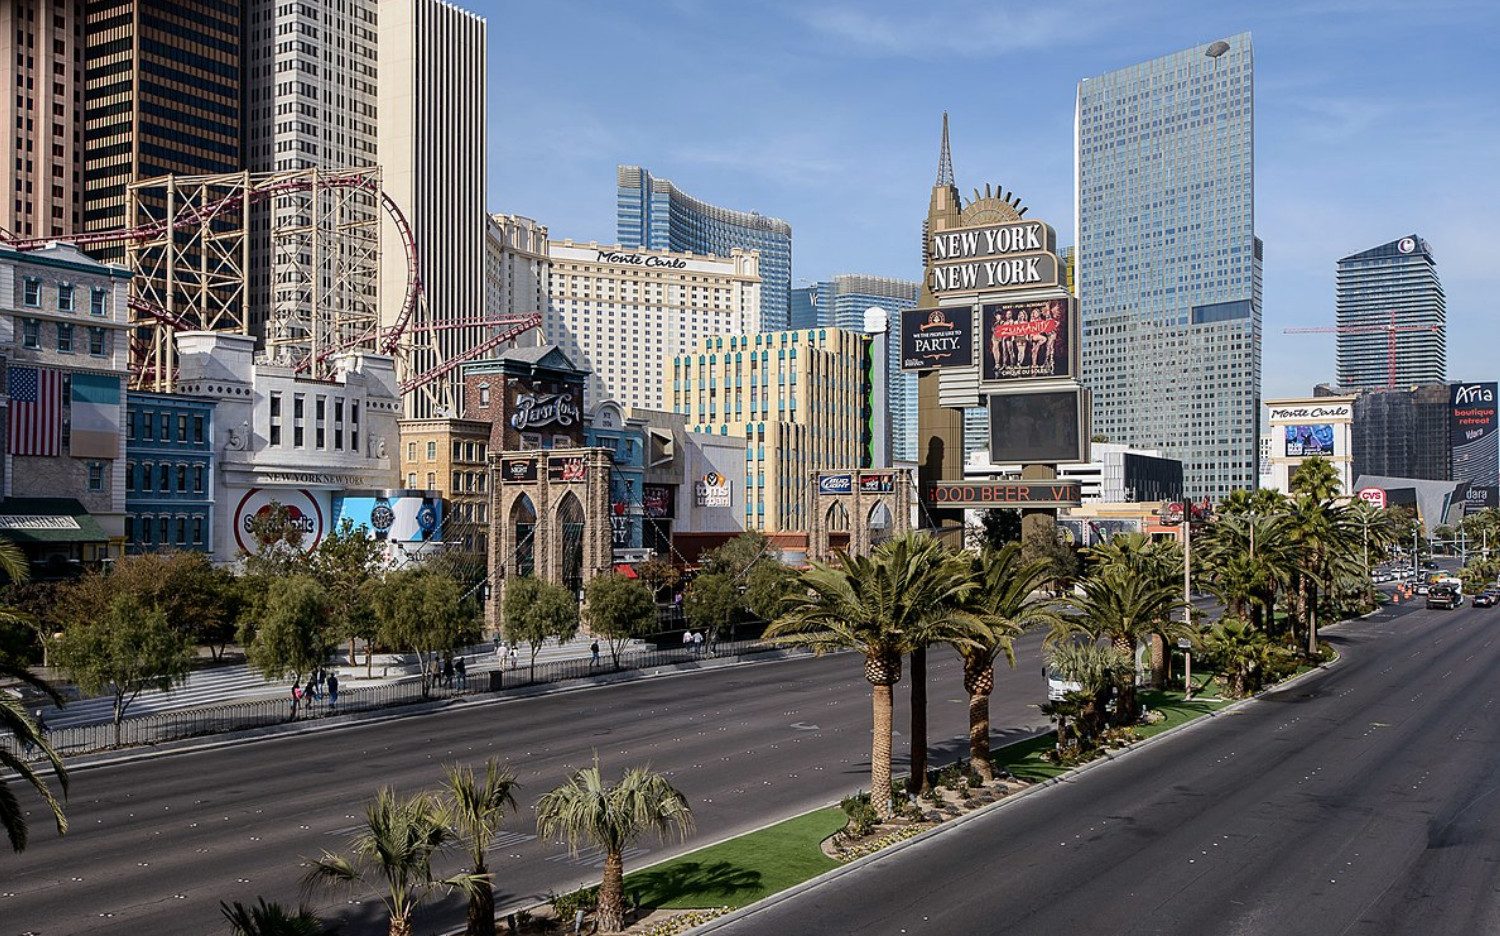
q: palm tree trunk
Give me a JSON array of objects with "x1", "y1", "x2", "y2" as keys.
[
  {"x1": 962, "y1": 654, "x2": 995, "y2": 781},
  {"x1": 388, "y1": 913, "x2": 413, "y2": 936},
  {"x1": 1306, "y1": 580, "x2": 1319, "y2": 657},
  {"x1": 909, "y1": 645, "x2": 929, "y2": 796},
  {"x1": 968, "y1": 688, "x2": 993, "y2": 781},
  {"x1": 871, "y1": 681, "x2": 894, "y2": 819},
  {"x1": 468, "y1": 863, "x2": 495, "y2": 936},
  {"x1": 597, "y1": 848, "x2": 626, "y2": 933}
]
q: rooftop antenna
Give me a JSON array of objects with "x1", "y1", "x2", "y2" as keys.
[{"x1": 936, "y1": 112, "x2": 954, "y2": 187}]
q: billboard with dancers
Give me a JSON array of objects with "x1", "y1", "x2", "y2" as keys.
[{"x1": 980, "y1": 298, "x2": 1073, "y2": 382}]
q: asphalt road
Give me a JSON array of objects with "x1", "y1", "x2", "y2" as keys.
[
  {"x1": 4, "y1": 636, "x2": 1053, "y2": 936},
  {"x1": 705, "y1": 595, "x2": 1500, "y2": 936}
]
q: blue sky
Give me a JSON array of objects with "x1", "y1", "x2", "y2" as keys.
[{"x1": 481, "y1": 1, "x2": 1497, "y2": 400}]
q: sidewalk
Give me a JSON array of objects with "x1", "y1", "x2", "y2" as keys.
[{"x1": 8, "y1": 636, "x2": 654, "y2": 731}]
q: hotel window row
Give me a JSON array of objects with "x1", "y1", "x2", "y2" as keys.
[
  {"x1": 127, "y1": 411, "x2": 206, "y2": 444},
  {"x1": 125, "y1": 461, "x2": 207, "y2": 495},
  {"x1": 18, "y1": 278, "x2": 110, "y2": 316},
  {"x1": 268, "y1": 391, "x2": 359, "y2": 451}
]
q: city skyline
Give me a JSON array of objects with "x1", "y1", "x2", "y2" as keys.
[{"x1": 481, "y1": 1, "x2": 1497, "y2": 401}]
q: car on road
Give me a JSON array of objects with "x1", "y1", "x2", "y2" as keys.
[
  {"x1": 1416, "y1": 582, "x2": 1431, "y2": 595},
  {"x1": 1474, "y1": 591, "x2": 1498, "y2": 608},
  {"x1": 1427, "y1": 584, "x2": 1462, "y2": 610}
]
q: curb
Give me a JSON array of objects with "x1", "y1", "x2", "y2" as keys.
[{"x1": 689, "y1": 641, "x2": 1348, "y2": 935}]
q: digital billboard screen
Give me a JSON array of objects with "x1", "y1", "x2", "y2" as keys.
[
  {"x1": 988, "y1": 389, "x2": 1085, "y2": 464},
  {"x1": 1284, "y1": 424, "x2": 1335, "y2": 457},
  {"x1": 1451, "y1": 382, "x2": 1498, "y2": 493}
]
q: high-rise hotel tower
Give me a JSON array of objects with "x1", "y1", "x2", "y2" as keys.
[
  {"x1": 617, "y1": 166, "x2": 791, "y2": 332},
  {"x1": 1335, "y1": 235, "x2": 1445, "y2": 390},
  {"x1": 1076, "y1": 34, "x2": 1261, "y2": 499}
]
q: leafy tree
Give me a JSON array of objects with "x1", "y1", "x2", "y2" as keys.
[
  {"x1": 240, "y1": 501, "x2": 309, "y2": 578},
  {"x1": 1021, "y1": 519, "x2": 1080, "y2": 595},
  {"x1": 435, "y1": 759, "x2": 520, "y2": 936},
  {"x1": 741, "y1": 560, "x2": 800, "y2": 627},
  {"x1": 502, "y1": 577, "x2": 579, "y2": 682},
  {"x1": 219, "y1": 898, "x2": 329, "y2": 936},
  {"x1": 767, "y1": 534, "x2": 982, "y2": 817},
  {"x1": 633, "y1": 558, "x2": 682, "y2": 602},
  {"x1": 0, "y1": 538, "x2": 68, "y2": 854},
  {"x1": 582, "y1": 573, "x2": 657, "y2": 669},
  {"x1": 303, "y1": 787, "x2": 482, "y2": 936},
  {"x1": 308, "y1": 518, "x2": 386, "y2": 673},
  {"x1": 959, "y1": 544, "x2": 1059, "y2": 779},
  {"x1": 374, "y1": 569, "x2": 481, "y2": 699},
  {"x1": 241, "y1": 576, "x2": 333, "y2": 719},
  {"x1": 51, "y1": 552, "x2": 238, "y2": 659},
  {"x1": 682, "y1": 571, "x2": 743, "y2": 647},
  {"x1": 50, "y1": 594, "x2": 193, "y2": 745},
  {"x1": 535, "y1": 758, "x2": 694, "y2": 934},
  {"x1": 701, "y1": 531, "x2": 773, "y2": 579},
  {"x1": 968, "y1": 508, "x2": 1021, "y2": 552}
]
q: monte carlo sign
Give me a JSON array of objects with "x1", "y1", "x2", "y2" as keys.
[{"x1": 929, "y1": 219, "x2": 1060, "y2": 295}]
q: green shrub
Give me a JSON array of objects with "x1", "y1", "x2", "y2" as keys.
[
  {"x1": 839, "y1": 791, "x2": 879, "y2": 837},
  {"x1": 550, "y1": 885, "x2": 599, "y2": 920}
]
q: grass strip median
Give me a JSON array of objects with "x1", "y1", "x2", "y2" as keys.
[{"x1": 613, "y1": 678, "x2": 1242, "y2": 916}]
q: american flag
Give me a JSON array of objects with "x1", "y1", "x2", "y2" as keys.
[{"x1": 9, "y1": 366, "x2": 62, "y2": 457}]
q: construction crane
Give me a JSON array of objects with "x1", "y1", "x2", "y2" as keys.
[{"x1": 1283, "y1": 312, "x2": 1444, "y2": 390}]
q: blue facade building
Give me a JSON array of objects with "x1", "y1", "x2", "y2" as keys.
[
  {"x1": 617, "y1": 165, "x2": 792, "y2": 331},
  {"x1": 1076, "y1": 34, "x2": 1262, "y2": 499},
  {"x1": 124, "y1": 392, "x2": 216, "y2": 554},
  {"x1": 586, "y1": 401, "x2": 648, "y2": 555}
]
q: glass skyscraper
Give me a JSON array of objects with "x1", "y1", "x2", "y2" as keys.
[
  {"x1": 795, "y1": 275, "x2": 920, "y2": 463},
  {"x1": 617, "y1": 166, "x2": 792, "y2": 331},
  {"x1": 1076, "y1": 34, "x2": 1262, "y2": 499},
  {"x1": 1335, "y1": 236, "x2": 1445, "y2": 390}
]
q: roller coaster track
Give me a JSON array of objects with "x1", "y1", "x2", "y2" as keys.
[{"x1": 0, "y1": 170, "x2": 424, "y2": 358}]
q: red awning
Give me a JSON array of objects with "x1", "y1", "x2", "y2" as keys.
[{"x1": 614, "y1": 564, "x2": 639, "y2": 578}]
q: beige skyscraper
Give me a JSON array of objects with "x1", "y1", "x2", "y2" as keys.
[
  {"x1": 672, "y1": 328, "x2": 869, "y2": 533},
  {"x1": 1, "y1": 1, "x2": 84, "y2": 241},
  {"x1": 378, "y1": 0, "x2": 488, "y2": 418}
]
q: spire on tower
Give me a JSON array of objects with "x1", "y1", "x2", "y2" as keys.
[{"x1": 936, "y1": 112, "x2": 954, "y2": 187}]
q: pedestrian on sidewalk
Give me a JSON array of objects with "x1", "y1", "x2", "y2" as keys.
[
  {"x1": 441, "y1": 656, "x2": 455, "y2": 688},
  {"x1": 683, "y1": 629, "x2": 694, "y2": 655},
  {"x1": 305, "y1": 669, "x2": 321, "y2": 703},
  {"x1": 289, "y1": 682, "x2": 302, "y2": 720},
  {"x1": 25, "y1": 708, "x2": 46, "y2": 755},
  {"x1": 693, "y1": 630, "x2": 704, "y2": 657},
  {"x1": 326, "y1": 672, "x2": 339, "y2": 710},
  {"x1": 508, "y1": 645, "x2": 518, "y2": 670},
  {"x1": 590, "y1": 640, "x2": 600, "y2": 669},
  {"x1": 497, "y1": 641, "x2": 509, "y2": 671},
  {"x1": 455, "y1": 656, "x2": 467, "y2": 689}
]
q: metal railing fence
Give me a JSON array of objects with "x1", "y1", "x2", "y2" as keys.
[{"x1": 5, "y1": 636, "x2": 779, "y2": 761}]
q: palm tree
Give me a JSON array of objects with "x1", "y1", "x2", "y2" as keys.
[
  {"x1": 1289, "y1": 457, "x2": 1343, "y2": 503},
  {"x1": 959, "y1": 544, "x2": 1059, "y2": 780},
  {"x1": 1201, "y1": 617, "x2": 1287, "y2": 698},
  {"x1": 219, "y1": 898, "x2": 328, "y2": 936},
  {"x1": 436, "y1": 759, "x2": 519, "y2": 936},
  {"x1": 1042, "y1": 640, "x2": 1132, "y2": 744},
  {"x1": 0, "y1": 537, "x2": 68, "y2": 854},
  {"x1": 1056, "y1": 567, "x2": 1185, "y2": 724},
  {"x1": 303, "y1": 787, "x2": 483, "y2": 936},
  {"x1": 767, "y1": 533, "x2": 982, "y2": 815},
  {"x1": 535, "y1": 758, "x2": 693, "y2": 933}
]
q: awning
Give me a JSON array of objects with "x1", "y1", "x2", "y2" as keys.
[
  {"x1": 614, "y1": 564, "x2": 639, "y2": 578},
  {"x1": 0, "y1": 498, "x2": 109, "y2": 543}
]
